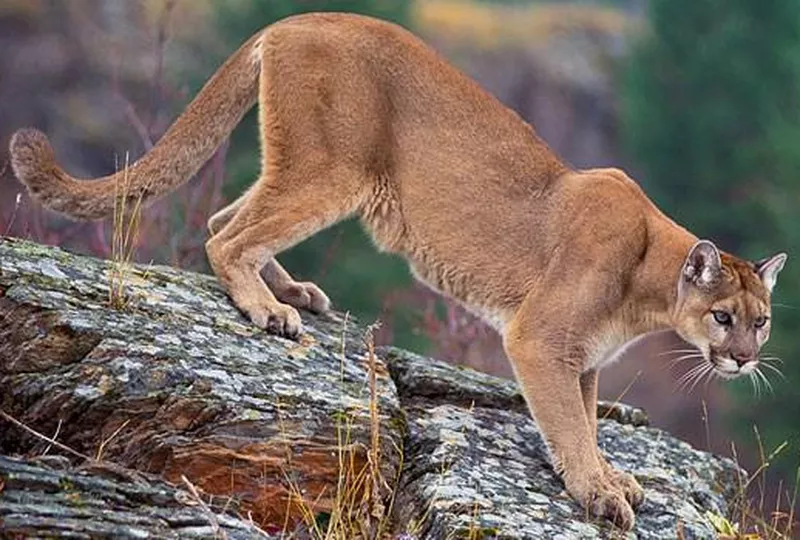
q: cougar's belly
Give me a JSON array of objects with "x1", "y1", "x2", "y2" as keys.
[
  {"x1": 359, "y1": 174, "x2": 532, "y2": 332},
  {"x1": 405, "y1": 250, "x2": 513, "y2": 332}
]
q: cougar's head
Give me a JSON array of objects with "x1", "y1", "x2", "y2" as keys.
[{"x1": 673, "y1": 240, "x2": 787, "y2": 379}]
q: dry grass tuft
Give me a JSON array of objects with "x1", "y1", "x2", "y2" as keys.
[
  {"x1": 0, "y1": 408, "x2": 91, "y2": 462},
  {"x1": 1, "y1": 192, "x2": 22, "y2": 236},
  {"x1": 108, "y1": 153, "x2": 147, "y2": 310},
  {"x1": 277, "y1": 318, "x2": 402, "y2": 539},
  {"x1": 706, "y1": 429, "x2": 798, "y2": 539}
]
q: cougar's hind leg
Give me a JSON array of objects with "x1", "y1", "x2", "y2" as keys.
[
  {"x1": 206, "y1": 39, "x2": 374, "y2": 335},
  {"x1": 207, "y1": 186, "x2": 331, "y2": 314},
  {"x1": 207, "y1": 190, "x2": 250, "y2": 236},
  {"x1": 205, "y1": 162, "x2": 365, "y2": 337},
  {"x1": 261, "y1": 257, "x2": 331, "y2": 315}
]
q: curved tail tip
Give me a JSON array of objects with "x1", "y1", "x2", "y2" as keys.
[{"x1": 9, "y1": 128, "x2": 56, "y2": 177}]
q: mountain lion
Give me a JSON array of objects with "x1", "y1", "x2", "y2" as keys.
[{"x1": 9, "y1": 12, "x2": 787, "y2": 530}]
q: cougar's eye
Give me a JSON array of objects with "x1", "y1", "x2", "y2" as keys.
[
  {"x1": 712, "y1": 310, "x2": 732, "y2": 325},
  {"x1": 754, "y1": 315, "x2": 769, "y2": 328}
]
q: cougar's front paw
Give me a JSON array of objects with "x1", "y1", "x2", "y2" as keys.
[
  {"x1": 569, "y1": 473, "x2": 635, "y2": 531},
  {"x1": 598, "y1": 454, "x2": 644, "y2": 508},
  {"x1": 606, "y1": 467, "x2": 644, "y2": 509},
  {"x1": 244, "y1": 302, "x2": 303, "y2": 338},
  {"x1": 275, "y1": 281, "x2": 331, "y2": 314}
]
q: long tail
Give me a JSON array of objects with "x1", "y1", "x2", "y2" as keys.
[{"x1": 9, "y1": 30, "x2": 265, "y2": 220}]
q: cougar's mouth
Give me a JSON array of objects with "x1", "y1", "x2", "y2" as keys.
[
  {"x1": 676, "y1": 345, "x2": 780, "y2": 396},
  {"x1": 711, "y1": 358, "x2": 742, "y2": 379},
  {"x1": 709, "y1": 351, "x2": 756, "y2": 379}
]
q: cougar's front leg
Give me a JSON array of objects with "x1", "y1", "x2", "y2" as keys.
[
  {"x1": 581, "y1": 370, "x2": 644, "y2": 508},
  {"x1": 504, "y1": 297, "x2": 635, "y2": 530}
]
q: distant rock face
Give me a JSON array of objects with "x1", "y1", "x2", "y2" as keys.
[
  {"x1": 417, "y1": 3, "x2": 632, "y2": 171},
  {"x1": 0, "y1": 237, "x2": 742, "y2": 538}
]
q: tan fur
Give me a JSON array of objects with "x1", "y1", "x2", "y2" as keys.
[{"x1": 9, "y1": 13, "x2": 787, "y2": 530}]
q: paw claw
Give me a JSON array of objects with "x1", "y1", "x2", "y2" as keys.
[
  {"x1": 604, "y1": 465, "x2": 644, "y2": 509},
  {"x1": 589, "y1": 488, "x2": 635, "y2": 531}
]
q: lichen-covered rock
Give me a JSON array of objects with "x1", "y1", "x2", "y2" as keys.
[
  {"x1": 0, "y1": 455, "x2": 271, "y2": 539},
  {"x1": 386, "y1": 343, "x2": 649, "y2": 428},
  {"x1": 0, "y1": 236, "x2": 402, "y2": 526},
  {"x1": 0, "y1": 237, "x2": 743, "y2": 538},
  {"x1": 385, "y1": 348, "x2": 741, "y2": 539}
]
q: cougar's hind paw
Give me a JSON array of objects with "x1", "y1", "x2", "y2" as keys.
[
  {"x1": 275, "y1": 281, "x2": 331, "y2": 314},
  {"x1": 298, "y1": 281, "x2": 330, "y2": 313},
  {"x1": 246, "y1": 302, "x2": 303, "y2": 339}
]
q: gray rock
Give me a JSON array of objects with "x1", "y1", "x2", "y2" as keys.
[
  {"x1": 0, "y1": 237, "x2": 742, "y2": 538},
  {"x1": 0, "y1": 236, "x2": 402, "y2": 528},
  {"x1": 385, "y1": 347, "x2": 741, "y2": 539},
  {"x1": 0, "y1": 454, "x2": 272, "y2": 539}
]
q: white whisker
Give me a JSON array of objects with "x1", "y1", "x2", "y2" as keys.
[
  {"x1": 759, "y1": 362, "x2": 786, "y2": 380},
  {"x1": 676, "y1": 362, "x2": 711, "y2": 394},
  {"x1": 675, "y1": 362, "x2": 706, "y2": 389},
  {"x1": 702, "y1": 367, "x2": 717, "y2": 391},
  {"x1": 755, "y1": 368, "x2": 774, "y2": 395},
  {"x1": 657, "y1": 348, "x2": 701, "y2": 357},
  {"x1": 667, "y1": 353, "x2": 704, "y2": 361},
  {"x1": 688, "y1": 363, "x2": 714, "y2": 394},
  {"x1": 754, "y1": 369, "x2": 765, "y2": 396},
  {"x1": 755, "y1": 371, "x2": 763, "y2": 398},
  {"x1": 666, "y1": 354, "x2": 704, "y2": 369},
  {"x1": 748, "y1": 372, "x2": 759, "y2": 398}
]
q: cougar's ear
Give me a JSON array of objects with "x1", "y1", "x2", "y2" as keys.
[
  {"x1": 754, "y1": 252, "x2": 787, "y2": 293},
  {"x1": 679, "y1": 240, "x2": 722, "y2": 295}
]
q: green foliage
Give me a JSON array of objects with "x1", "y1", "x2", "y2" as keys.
[
  {"x1": 623, "y1": 0, "x2": 800, "y2": 247},
  {"x1": 200, "y1": 0, "x2": 422, "y2": 350},
  {"x1": 622, "y1": 0, "x2": 800, "y2": 475}
]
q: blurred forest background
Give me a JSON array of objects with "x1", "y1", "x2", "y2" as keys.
[{"x1": 1, "y1": 0, "x2": 798, "y2": 528}]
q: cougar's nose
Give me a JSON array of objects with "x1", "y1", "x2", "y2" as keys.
[{"x1": 731, "y1": 351, "x2": 756, "y2": 366}]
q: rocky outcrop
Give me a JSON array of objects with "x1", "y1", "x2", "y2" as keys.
[
  {"x1": 0, "y1": 237, "x2": 742, "y2": 538},
  {"x1": 386, "y1": 349, "x2": 738, "y2": 539},
  {"x1": 0, "y1": 455, "x2": 269, "y2": 538},
  {"x1": 0, "y1": 236, "x2": 402, "y2": 530}
]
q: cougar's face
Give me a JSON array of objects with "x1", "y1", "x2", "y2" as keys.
[
  {"x1": 679, "y1": 287, "x2": 771, "y2": 378},
  {"x1": 673, "y1": 241, "x2": 786, "y2": 381}
]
